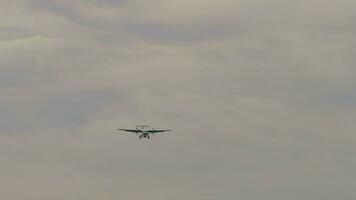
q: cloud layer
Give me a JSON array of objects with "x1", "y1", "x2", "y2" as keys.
[{"x1": 0, "y1": 0, "x2": 355, "y2": 199}]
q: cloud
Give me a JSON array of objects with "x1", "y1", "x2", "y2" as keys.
[
  {"x1": 33, "y1": 90, "x2": 126, "y2": 129},
  {"x1": 0, "y1": 0, "x2": 355, "y2": 199}
]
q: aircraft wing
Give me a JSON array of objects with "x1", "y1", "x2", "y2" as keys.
[
  {"x1": 118, "y1": 129, "x2": 142, "y2": 133},
  {"x1": 147, "y1": 129, "x2": 172, "y2": 134}
]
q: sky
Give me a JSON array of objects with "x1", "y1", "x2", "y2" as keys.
[{"x1": 0, "y1": 0, "x2": 355, "y2": 199}]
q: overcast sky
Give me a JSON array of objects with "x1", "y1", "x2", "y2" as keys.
[{"x1": 0, "y1": 0, "x2": 355, "y2": 199}]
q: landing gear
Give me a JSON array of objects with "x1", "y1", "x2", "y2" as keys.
[{"x1": 139, "y1": 134, "x2": 150, "y2": 139}]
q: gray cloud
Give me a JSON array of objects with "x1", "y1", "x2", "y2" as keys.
[
  {"x1": 124, "y1": 23, "x2": 231, "y2": 44},
  {"x1": 34, "y1": 90, "x2": 127, "y2": 129},
  {"x1": 0, "y1": 0, "x2": 355, "y2": 199}
]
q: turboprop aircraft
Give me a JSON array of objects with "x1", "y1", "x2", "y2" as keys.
[{"x1": 117, "y1": 125, "x2": 172, "y2": 139}]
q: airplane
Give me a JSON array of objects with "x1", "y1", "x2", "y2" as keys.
[{"x1": 117, "y1": 125, "x2": 172, "y2": 139}]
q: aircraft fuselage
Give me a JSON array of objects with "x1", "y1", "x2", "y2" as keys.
[{"x1": 139, "y1": 132, "x2": 150, "y2": 139}]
